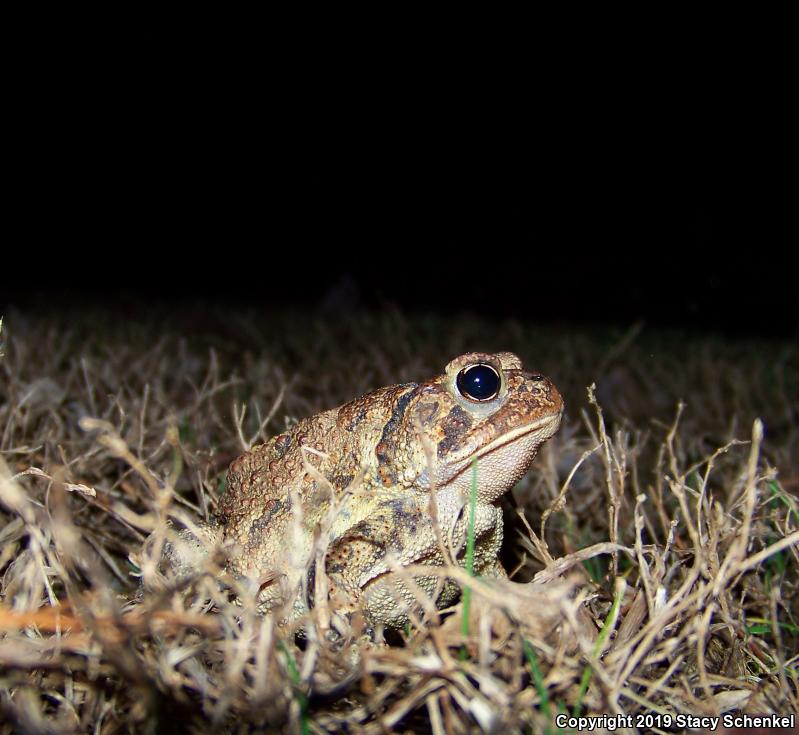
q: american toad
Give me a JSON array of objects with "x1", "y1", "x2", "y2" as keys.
[{"x1": 159, "y1": 352, "x2": 563, "y2": 630}]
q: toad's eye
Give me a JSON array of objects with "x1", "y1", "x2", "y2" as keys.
[{"x1": 456, "y1": 363, "x2": 501, "y2": 402}]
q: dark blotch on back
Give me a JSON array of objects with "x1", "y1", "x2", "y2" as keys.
[
  {"x1": 274, "y1": 434, "x2": 292, "y2": 458},
  {"x1": 341, "y1": 403, "x2": 368, "y2": 432},
  {"x1": 331, "y1": 472, "x2": 354, "y2": 489},
  {"x1": 249, "y1": 498, "x2": 283, "y2": 535},
  {"x1": 378, "y1": 497, "x2": 420, "y2": 536},
  {"x1": 374, "y1": 385, "x2": 418, "y2": 476}
]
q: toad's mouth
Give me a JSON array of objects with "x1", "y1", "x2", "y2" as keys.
[{"x1": 443, "y1": 409, "x2": 563, "y2": 485}]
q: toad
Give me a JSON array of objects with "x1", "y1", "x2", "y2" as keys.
[{"x1": 158, "y1": 352, "x2": 563, "y2": 631}]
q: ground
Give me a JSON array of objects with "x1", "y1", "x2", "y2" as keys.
[{"x1": 0, "y1": 307, "x2": 797, "y2": 733}]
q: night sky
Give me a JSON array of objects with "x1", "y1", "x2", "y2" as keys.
[{"x1": 2, "y1": 177, "x2": 792, "y2": 336}]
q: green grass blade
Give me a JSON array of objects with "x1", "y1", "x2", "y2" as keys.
[
  {"x1": 523, "y1": 638, "x2": 564, "y2": 733},
  {"x1": 277, "y1": 639, "x2": 310, "y2": 735},
  {"x1": 572, "y1": 580, "x2": 624, "y2": 717},
  {"x1": 460, "y1": 458, "x2": 479, "y2": 640}
]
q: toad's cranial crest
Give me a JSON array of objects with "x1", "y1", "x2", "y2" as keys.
[{"x1": 157, "y1": 351, "x2": 564, "y2": 630}]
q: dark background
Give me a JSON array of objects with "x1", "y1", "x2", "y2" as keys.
[
  {"x1": 2, "y1": 45, "x2": 793, "y2": 336},
  {"x1": 1, "y1": 135, "x2": 792, "y2": 335}
]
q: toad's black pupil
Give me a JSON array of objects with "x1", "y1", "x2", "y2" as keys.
[{"x1": 456, "y1": 364, "x2": 500, "y2": 401}]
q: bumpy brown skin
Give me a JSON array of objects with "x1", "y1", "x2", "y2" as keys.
[{"x1": 210, "y1": 352, "x2": 563, "y2": 629}]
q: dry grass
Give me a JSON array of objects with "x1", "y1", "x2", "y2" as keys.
[{"x1": 0, "y1": 308, "x2": 797, "y2": 734}]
